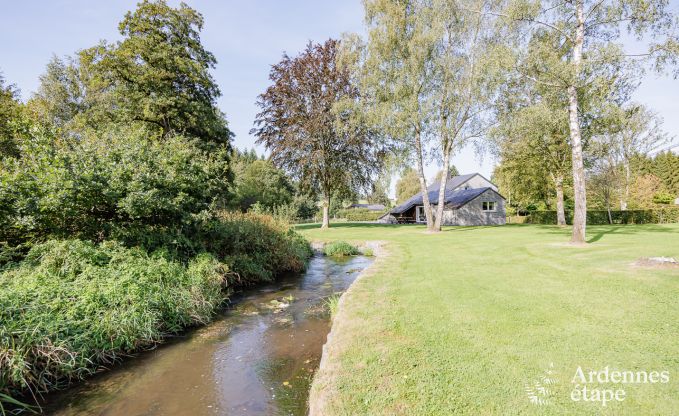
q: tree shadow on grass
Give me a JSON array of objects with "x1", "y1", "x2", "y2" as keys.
[
  {"x1": 295, "y1": 222, "x2": 679, "y2": 243},
  {"x1": 525, "y1": 223, "x2": 678, "y2": 243}
]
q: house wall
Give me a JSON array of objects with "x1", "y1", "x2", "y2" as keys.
[{"x1": 442, "y1": 189, "x2": 506, "y2": 226}]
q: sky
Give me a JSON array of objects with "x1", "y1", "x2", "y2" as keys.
[{"x1": 1, "y1": 0, "x2": 678, "y2": 193}]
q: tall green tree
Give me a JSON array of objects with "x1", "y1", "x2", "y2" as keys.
[
  {"x1": 232, "y1": 158, "x2": 294, "y2": 212},
  {"x1": 395, "y1": 167, "x2": 422, "y2": 204},
  {"x1": 429, "y1": 0, "x2": 504, "y2": 231},
  {"x1": 341, "y1": 0, "x2": 439, "y2": 230},
  {"x1": 0, "y1": 75, "x2": 24, "y2": 159},
  {"x1": 252, "y1": 39, "x2": 385, "y2": 229},
  {"x1": 344, "y1": 0, "x2": 505, "y2": 231},
  {"x1": 595, "y1": 104, "x2": 669, "y2": 210},
  {"x1": 493, "y1": 69, "x2": 573, "y2": 224},
  {"x1": 71, "y1": 0, "x2": 232, "y2": 146},
  {"x1": 494, "y1": 0, "x2": 679, "y2": 243},
  {"x1": 29, "y1": 56, "x2": 87, "y2": 130}
]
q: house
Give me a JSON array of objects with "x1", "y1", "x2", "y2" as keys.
[
  {"x1": 347, "y1": 203, "x2": 386, "y2": 211},
  {"x1": 379, "y1": 173, "x2": 506, "y2": 226},
  {"x1": 675, "y1": 197, "x2": 679, "y2": 205}
]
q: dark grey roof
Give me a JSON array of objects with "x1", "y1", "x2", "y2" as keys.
[
  {"x1": 425, "y1": 173, "x2": 477, "y2": 193},
  {"x1": 348, "y1": 203, "x2": 386, "y2": 211},
  {"x1": 389, "y1": 187, "x2": 492, "y2": 215},
  {"x1": 380, "y1": 173, "x2": 504, "y2": 218}
]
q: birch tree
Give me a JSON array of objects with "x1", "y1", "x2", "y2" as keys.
[
  {"x1": 493, "y1": 0, "x2": 679, "y2": 243},
  {"x1": 342, "y1": 0, "x2": 439, "y2": 230},
  {"x1": 345, "y1": 0, "x2": 505, "y2": 231},
  {"x1": 430, "y1": 0, "x2": 505, "y2": 231}
]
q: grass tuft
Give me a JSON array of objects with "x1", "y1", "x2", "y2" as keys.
[
  {"x1": 323, "y1": 241, "x2": 360, "y2": 257},
  {"x1": 323, "y1": 294, "x2": 342, "y2": 318}
]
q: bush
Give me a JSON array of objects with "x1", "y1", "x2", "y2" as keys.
[
  {"x1": 526, "y1": 208, "x2": 679, "y2": 225},
  {"x1": 0, "y1": 128, "x2": 232, "y2": 245},
  {"x1": 324, "y1": 241, "x2": 360, "y2": 257},
  {"x1": 0, "y1": 240, "x2": 228, "y2": 402},
  {"x1": 336, "y1": 208, "x2": 386, "y2": 222},
  {"x1": 193, "y1": 211, "x2": 312, "y2": 285}
]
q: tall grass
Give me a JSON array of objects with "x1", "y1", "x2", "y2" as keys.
[
  {"x1": 0, "y1": 212, "x2": 312, "y2": 411},
  {"x1": 0, "y1": 240, "x2": 228, "y2": 406}
]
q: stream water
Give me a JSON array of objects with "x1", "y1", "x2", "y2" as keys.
[{"x1": 40, "y1": 254, "x2": 372, "y2": 416}]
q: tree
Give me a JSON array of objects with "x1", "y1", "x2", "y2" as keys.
[
  {"x1": 628, "y1": 174, "x2": 666, "y2": 209},
  {"x1": 233, "y1": 159, "x2": 294, "y2": 212},
  {"x1": 252, "y1": 39, "x2": 384, "y2": 229},
  {"x1": 432, "y1": 165, "x2": 460, "y2": 184},
  {"x1": 342, "y1": 1, "x2": 439, "y2": 230},
  {"x1": 493, "y1": 97, "x2": 572, "y2": 224},
  {"x1": 429, "y1": 0, "x2": 504, "y2": 231},
  {"x1": 494, "y1": 0, "x2": 679, "y2": 243},
  {"x1": 29, "y1": 56, "x2": 87, "y2": 130},
  {"x1": 588, "y1": 150, "x2": 620, "y2": 223},
  {"x1": 366, "y1": 172, "x2": 391, "y2": 207},
  {"x1": 596, "y1": 104, "x2": 669, "y2": 210},
  {"x1": 637, "y1": 151, "x2": 679, "y2": 198},
  {"x1": 75, "y1": 0, "x2": 232, "y2": 146},
  {"x1": 395, "y1": 167, "x2": 422, "y2": 204},
  {"x1": 0, "y1": 125, "x2": 232, "y2": 246},
  {"x1": 493, "y1": 158, "x2": 555, "y2": 213},
  {"x1": 0, "y1": 75, "x2": 24, "y2": 159}
]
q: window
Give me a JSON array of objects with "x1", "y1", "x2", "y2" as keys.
[{"x1": 482, "y1": 201, "x2": 496, "y2": 212}]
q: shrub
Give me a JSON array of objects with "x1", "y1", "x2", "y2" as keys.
[
  {"x1": 193, "y1": 211, "x2": 313, "y2": 285},
  {"x1": 0, "y1": 239, "x2": 228, "y2": 402},
  {"x1": 324, "y1": 241, "x2": 360, "y2": 257},
  {"x1": 336, "y1": 208, "x2": 386, "y2": 222},
  {"x1": 0, "y1": 128, "x2": 232, "y2": 246}
]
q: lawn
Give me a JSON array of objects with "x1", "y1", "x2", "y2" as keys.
[{"x1": 299, "y1": 223, "x2": 679, "y2": 415}]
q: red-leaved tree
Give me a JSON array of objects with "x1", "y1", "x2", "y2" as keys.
[{"x1": 252, "y1": 39, "x2": 385, "y2": 228}]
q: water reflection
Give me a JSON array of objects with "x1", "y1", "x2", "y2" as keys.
[{"x1": 42, "y1": 254, "x2": 372, "y2": 416}]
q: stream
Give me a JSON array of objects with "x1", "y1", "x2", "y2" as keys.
[{"x1": 40, "y1": 254, "x2": 372, "y2": 416}]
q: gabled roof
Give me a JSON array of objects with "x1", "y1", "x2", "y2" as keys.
[
  {"x1": 389, "y1": 187, "x2": 494, "y2": 215},
  {"x1": 425, "y1": 173, "x2": 478, "y2": 193},
  {"x1": 383, "y1": 173, "x2": 504, "y2": 217}
]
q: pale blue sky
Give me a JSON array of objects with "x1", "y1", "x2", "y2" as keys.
[{"x1": 1, "y1": 0, "x2": 677, "y2": 186}]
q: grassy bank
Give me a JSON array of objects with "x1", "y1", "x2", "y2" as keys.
[
  {"x1": 301, "y1": 223, "x2": 679, "y2": 415},
  {"x1": 0, "y1": 213, "x2": 311, "y2": 412}
]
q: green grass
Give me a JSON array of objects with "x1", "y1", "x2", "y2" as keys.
[
  {"x1": 300, "y1": 223, "x2": 679, "y2": 415},
  {"x1": 323, "y1": 294, "x2": 342, "y2": 319}
]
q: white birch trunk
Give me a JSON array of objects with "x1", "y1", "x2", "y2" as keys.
[
  {"x1": 415, "y1": 129, "x2": 434, "y2": 230},
  {"x1": 567, "y1": 0, "x2": 587, "y2": 244}
]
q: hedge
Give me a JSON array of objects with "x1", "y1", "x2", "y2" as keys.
[
  {"x1": 336, "y1": 208, "x2": 387, "y2": 222},
  {"x1": 526, "y1": 208, "x2": 679, "y2": 225}
]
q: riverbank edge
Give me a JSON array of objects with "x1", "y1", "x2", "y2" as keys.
[{"x1": 308, "y1": 239, "x2": 391, "y2": 416}]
